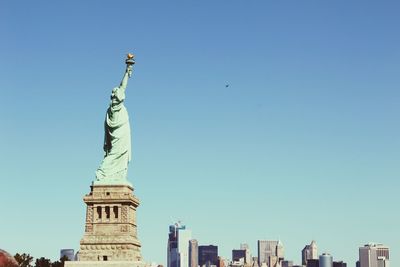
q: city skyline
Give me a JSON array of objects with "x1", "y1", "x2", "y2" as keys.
[
  {"x1": 165, "y1": 222, "x2": 389, "y2": 267},
  {"x1": 1, "y1": 1, "x2": 399, "y2": 266}
]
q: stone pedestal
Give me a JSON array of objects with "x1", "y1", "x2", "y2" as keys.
[{"x1": 76, "y1": 184, "x2": 142, "y2": 262}]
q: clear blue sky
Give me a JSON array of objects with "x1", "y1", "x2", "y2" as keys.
[{"x1": 1, "y1": 1, "x2": 399, "y2": 266}]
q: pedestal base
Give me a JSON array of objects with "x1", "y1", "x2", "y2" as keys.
[{"x1": 78, "y1": 184, "x2": 142, "y2": 262}]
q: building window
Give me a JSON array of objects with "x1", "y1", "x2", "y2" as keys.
[
  {"x1": 97, "y1": 206, "x2": 102, "y2": 219},
  {"x1": 113, "y1": 206, "x2": 119, "y2": 219},
  {"x1": 103, "y1": 256, "x2": 108, "y2": 261},
  {"x1": 105, "y1": 206, "x2": 110, "y2": 219}
]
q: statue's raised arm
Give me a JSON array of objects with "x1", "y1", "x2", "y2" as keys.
[
  {"x1": 95, "y1": 53, "x2": 136, "y2": 185},
  {"x1": 119, "y1": 53, "x2": 135, "y2": 92}
]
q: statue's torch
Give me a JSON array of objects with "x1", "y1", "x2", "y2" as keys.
[{"x1": 126, "y1": 53, "x2": 135, "y2": 77}]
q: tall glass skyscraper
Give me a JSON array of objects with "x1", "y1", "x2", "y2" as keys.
[{"x1": 168, "y1": 222, "x2": 192, "y2": 267}]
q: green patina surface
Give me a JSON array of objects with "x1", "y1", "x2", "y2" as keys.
[{"x1": 95, "y1": 58, "x2": 134, "y2": 186}]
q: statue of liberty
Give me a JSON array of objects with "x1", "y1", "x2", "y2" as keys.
[{"x1": 95, "y1": 54, "x2": 135, "y2": 184}]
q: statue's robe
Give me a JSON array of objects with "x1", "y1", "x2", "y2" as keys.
[{"x1": 96, "y1": 85, "x2": 131, "y2": 181}]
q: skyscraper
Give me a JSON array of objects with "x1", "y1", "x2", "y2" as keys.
[
  {"x1": 306, "y1": 259, "x2": 319, "y2": 267},
  {"x1": 281, "y1": 260, "x2": 293, "y2": 267},
  {"x1": 257, "y1": 240, "x2": 284, "y2": 267},
  {"x1": 190, "y1": 239, "x2": 199, "y2": 267},
  {"x1": 240, "y1": 243, "x2": 252, "y2": 265},
  {"x1": 333, "y1": 261, "x2": 346, "y2": 267},
  {"x1": 258, "y1": 240, "x2": 275, "y2": 265},
  {"x1": 232, "y1": 250, "x2": 246, "y2": 262},
  {"x1": 302, "y1": 241, "x2": 318, "y2": 266},
  {"x1": 167, "y1": 222, "x2": 192, "y2": 267},
  {"x1": 276, "y1": 241, "x2": 284, "y2": 260},
  {"x1": 359, "y1": 243, "x2": 390, "y2": 267},
  {"x1": 198, "y1": 245, "x2": 218, "y2": 267},
  {"x1": 319, "y1": 253, "x2": 333, "y2": 267}
]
